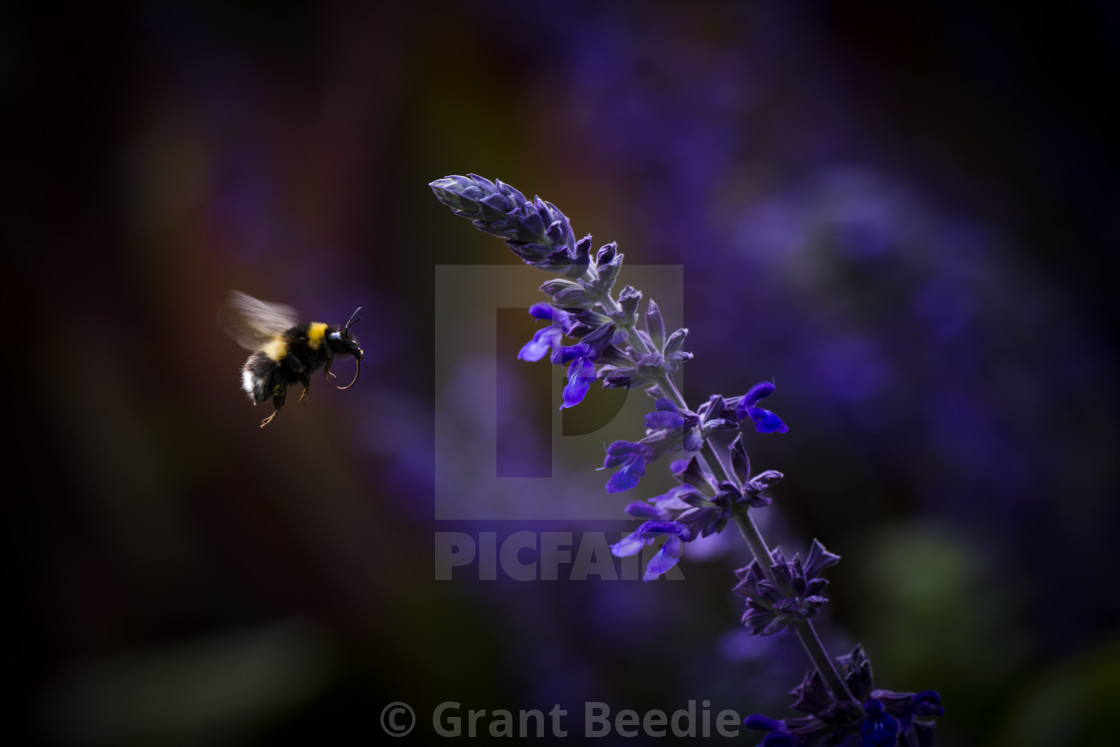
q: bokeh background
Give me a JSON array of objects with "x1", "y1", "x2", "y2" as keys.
[{"x1": 7, "y1": 2, "x2": 1120, "y2": 745}]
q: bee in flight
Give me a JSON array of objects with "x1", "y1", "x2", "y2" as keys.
[{"x1": 218, "y1": 291, "x2": 363, "y2": 427}]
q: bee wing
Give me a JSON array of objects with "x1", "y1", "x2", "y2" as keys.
[{"x1": 217, "y1": 290, "x2": 299, "y2": 351}]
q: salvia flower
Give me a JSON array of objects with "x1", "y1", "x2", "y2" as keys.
[
  {"x1": 623, "y1": 484, "x2": 699, "y2": 521},
  {"x1": 644, "y1": 398, "x2": 684, "y2": 429},
  {"x1": 601, "y1": 399, "x2": 704, "y2": 493},
  {"x1": 518, "y1": 303, "x2": 575, "y2": 362},
  {"x1": 736, "y1": 380, "x2": 789, "y2": 434},
  {"x1": 434, "y1": 176, "x2": 700, "y2": 412},
  {"x1": 557, "y1": 345, "x2": 597, "y2": 409},
  {"x1": 644, "y1": 398, "x2": 702, "y2": 451},
  {"x1": 601, "y1": 440, "x2": 654, "y2": 493},
  {"x1": 697, "y1": 394, "x2": 741, "y2": 435},
  {"x1": 675, "y1": 488, "x2": 735, "y2": 540},
  {"x1": 733, "y1": 541, "x2": 841, "y2": 636},
  {"x1": 838, "y1": 645, "x2": 875, "y2": 702},
  {"x1": 610, "y1": 520, "x2": 691, "y2": 581},
  {"x1": 860, "y1": 700, "x2": 899, "y2": 747},
  {"x1": 430, "y1": 174, "x2": 584, "y2": 277},
  {"x1": 433, "y1": 176, "x2": 942, "y2": 746},
  {"x1": 748, "y1": 647, "x2": 944, "y2": 747}
]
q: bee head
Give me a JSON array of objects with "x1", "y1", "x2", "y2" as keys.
[{"x1": 327, "y1": 307, "x2": 363, "y2": 390}]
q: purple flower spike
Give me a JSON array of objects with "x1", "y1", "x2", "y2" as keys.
[{"x1": 434, "y1": 175, "x2": 943, "y2": 747}]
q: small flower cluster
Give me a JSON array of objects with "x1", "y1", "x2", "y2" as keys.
[
  {"x1": 603, "y1": 384, "x2": 787, "y2": 495},
  {"x1": 745, "y1": 646, "x2": 944, "y2": 747},
  {"x1": 607, "y1": 393, "x2": 788, "y2": 580},
  {"x1": 431, "y1": 175, "x2": 943, "y2": 747},
  {"x1": 733, "y1": 540, "x2": 840, "y2": 636},
  {"x1": 432, "y1": 174, "x2": 690, "y2": 411}
]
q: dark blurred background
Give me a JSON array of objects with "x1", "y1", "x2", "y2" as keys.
[{"x1": 6, "y1": 2, "x2": 1119, "y2": 745}]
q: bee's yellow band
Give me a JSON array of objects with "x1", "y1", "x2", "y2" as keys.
[
  {"x1": 263, "y1": 338, "x2": 288, "y2": 361},
  {"x1": 307, "y1": 322, "x2": 328, "y2": 350}
]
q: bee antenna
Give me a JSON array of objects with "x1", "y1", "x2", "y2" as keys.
[{"x1": 345, "y1": 307, "x2": 363, "y2": 330}]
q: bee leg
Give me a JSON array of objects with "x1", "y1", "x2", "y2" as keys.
[
  {"x1": 323, "y1": 355, "x2": 336, "y2": 382},
  {"x1": 261, "y1": 384, "x2": 287, "y2": 427},
  {"x1": 298, "y1": 373, "x2": 312, "y2": 403}
]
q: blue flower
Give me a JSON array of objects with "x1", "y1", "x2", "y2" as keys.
[
  {"x1": 643, "y1": 399, "x2": 702, "y2": 450},
  {"x1": 601, "y1": 440, "x2": 653, "y2": 492},
  {"x1": 860, "y1": 700, "x2": 898, "y2": 747},
  {"x1": 624, "y1": 485, "x2": 699, "y2": 522},
  {"x1": 736, "y1": 381, "x2": 789, "y2": 434},
  {"x1": 561, "y1": 351, "x2": 597, "y2": 409},
  {"x1": 518, "y1": 303, "x2": 574, "y2": 362},
  {"x1": 774, "y1": 648, "x2": 942, "y2": 747},
  {"x1": 895, "y1": 691, "x2": 944, "y2": 746},
  {"x1": 610, "y1": 520, "x2": 691, "y2": 581},
  {"x1": 644, "y1": 398, "x2": 684, "y2": 429},
  {"x1": 675, "y1": 487, "x2": 736, "y2": 539},
  {"x1": 517, "y1": 304, "x2": 608, "y2": 410},
  {"x1": 743, "y1": 715, "x2": 796, "y2": 747},
  {"x1": 908, "y1": 691, "x2": 945, "y2": 723}
]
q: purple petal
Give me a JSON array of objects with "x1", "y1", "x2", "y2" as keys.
[
  {"x1": 643, "y1": 536, "x2": 682, "y2": 581},
  {"x1": 644, "y1": 410, "x2": 683, "y2": 429},
  {"x1": 746, "y1": 406, "x2": 788, "y2": 434},
  {"x1": 518, "y1": 326, "x2": 559, "y2": 362},
  {"x1": 744, "y1": 380, "x2": 776, "y2": 406},
  {"x1": 560, "y1": 357, "x2": 596, "y2": 410},
  {"x1": 528, "y1": 302, "x2": 561, "y2": 321},
  {"x1": 744, "y1": 715, "x2": 787, "y2": 733},
  {"x1": 682, "y1": 427, "x2": 703, "y2": 451},
  {"x1": 606, "y1": 457, "x2": 644, "y2": 492},
  {"x1": 650, "y1": 485, "x2": 697, "y2": 511},
  {"x1": 624, "y1": 501, "x2": 662, "y2": 519},
  {"x1": 603, "y1": 440, "x2": 645, "y2": 467},
  {"x1": 550, "y1": 341, "x2": 591, "y2": 365},
  {"x1": 610, "y1": 529, "x2": 648, "y2": 557},
  {"x1": 635, "y1": 520, "x2": 686, "y2": 538}
]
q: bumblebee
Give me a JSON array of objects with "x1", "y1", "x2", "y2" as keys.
[{"x1": 218, "y1": 290, "x2": 363, "y2": 427}]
